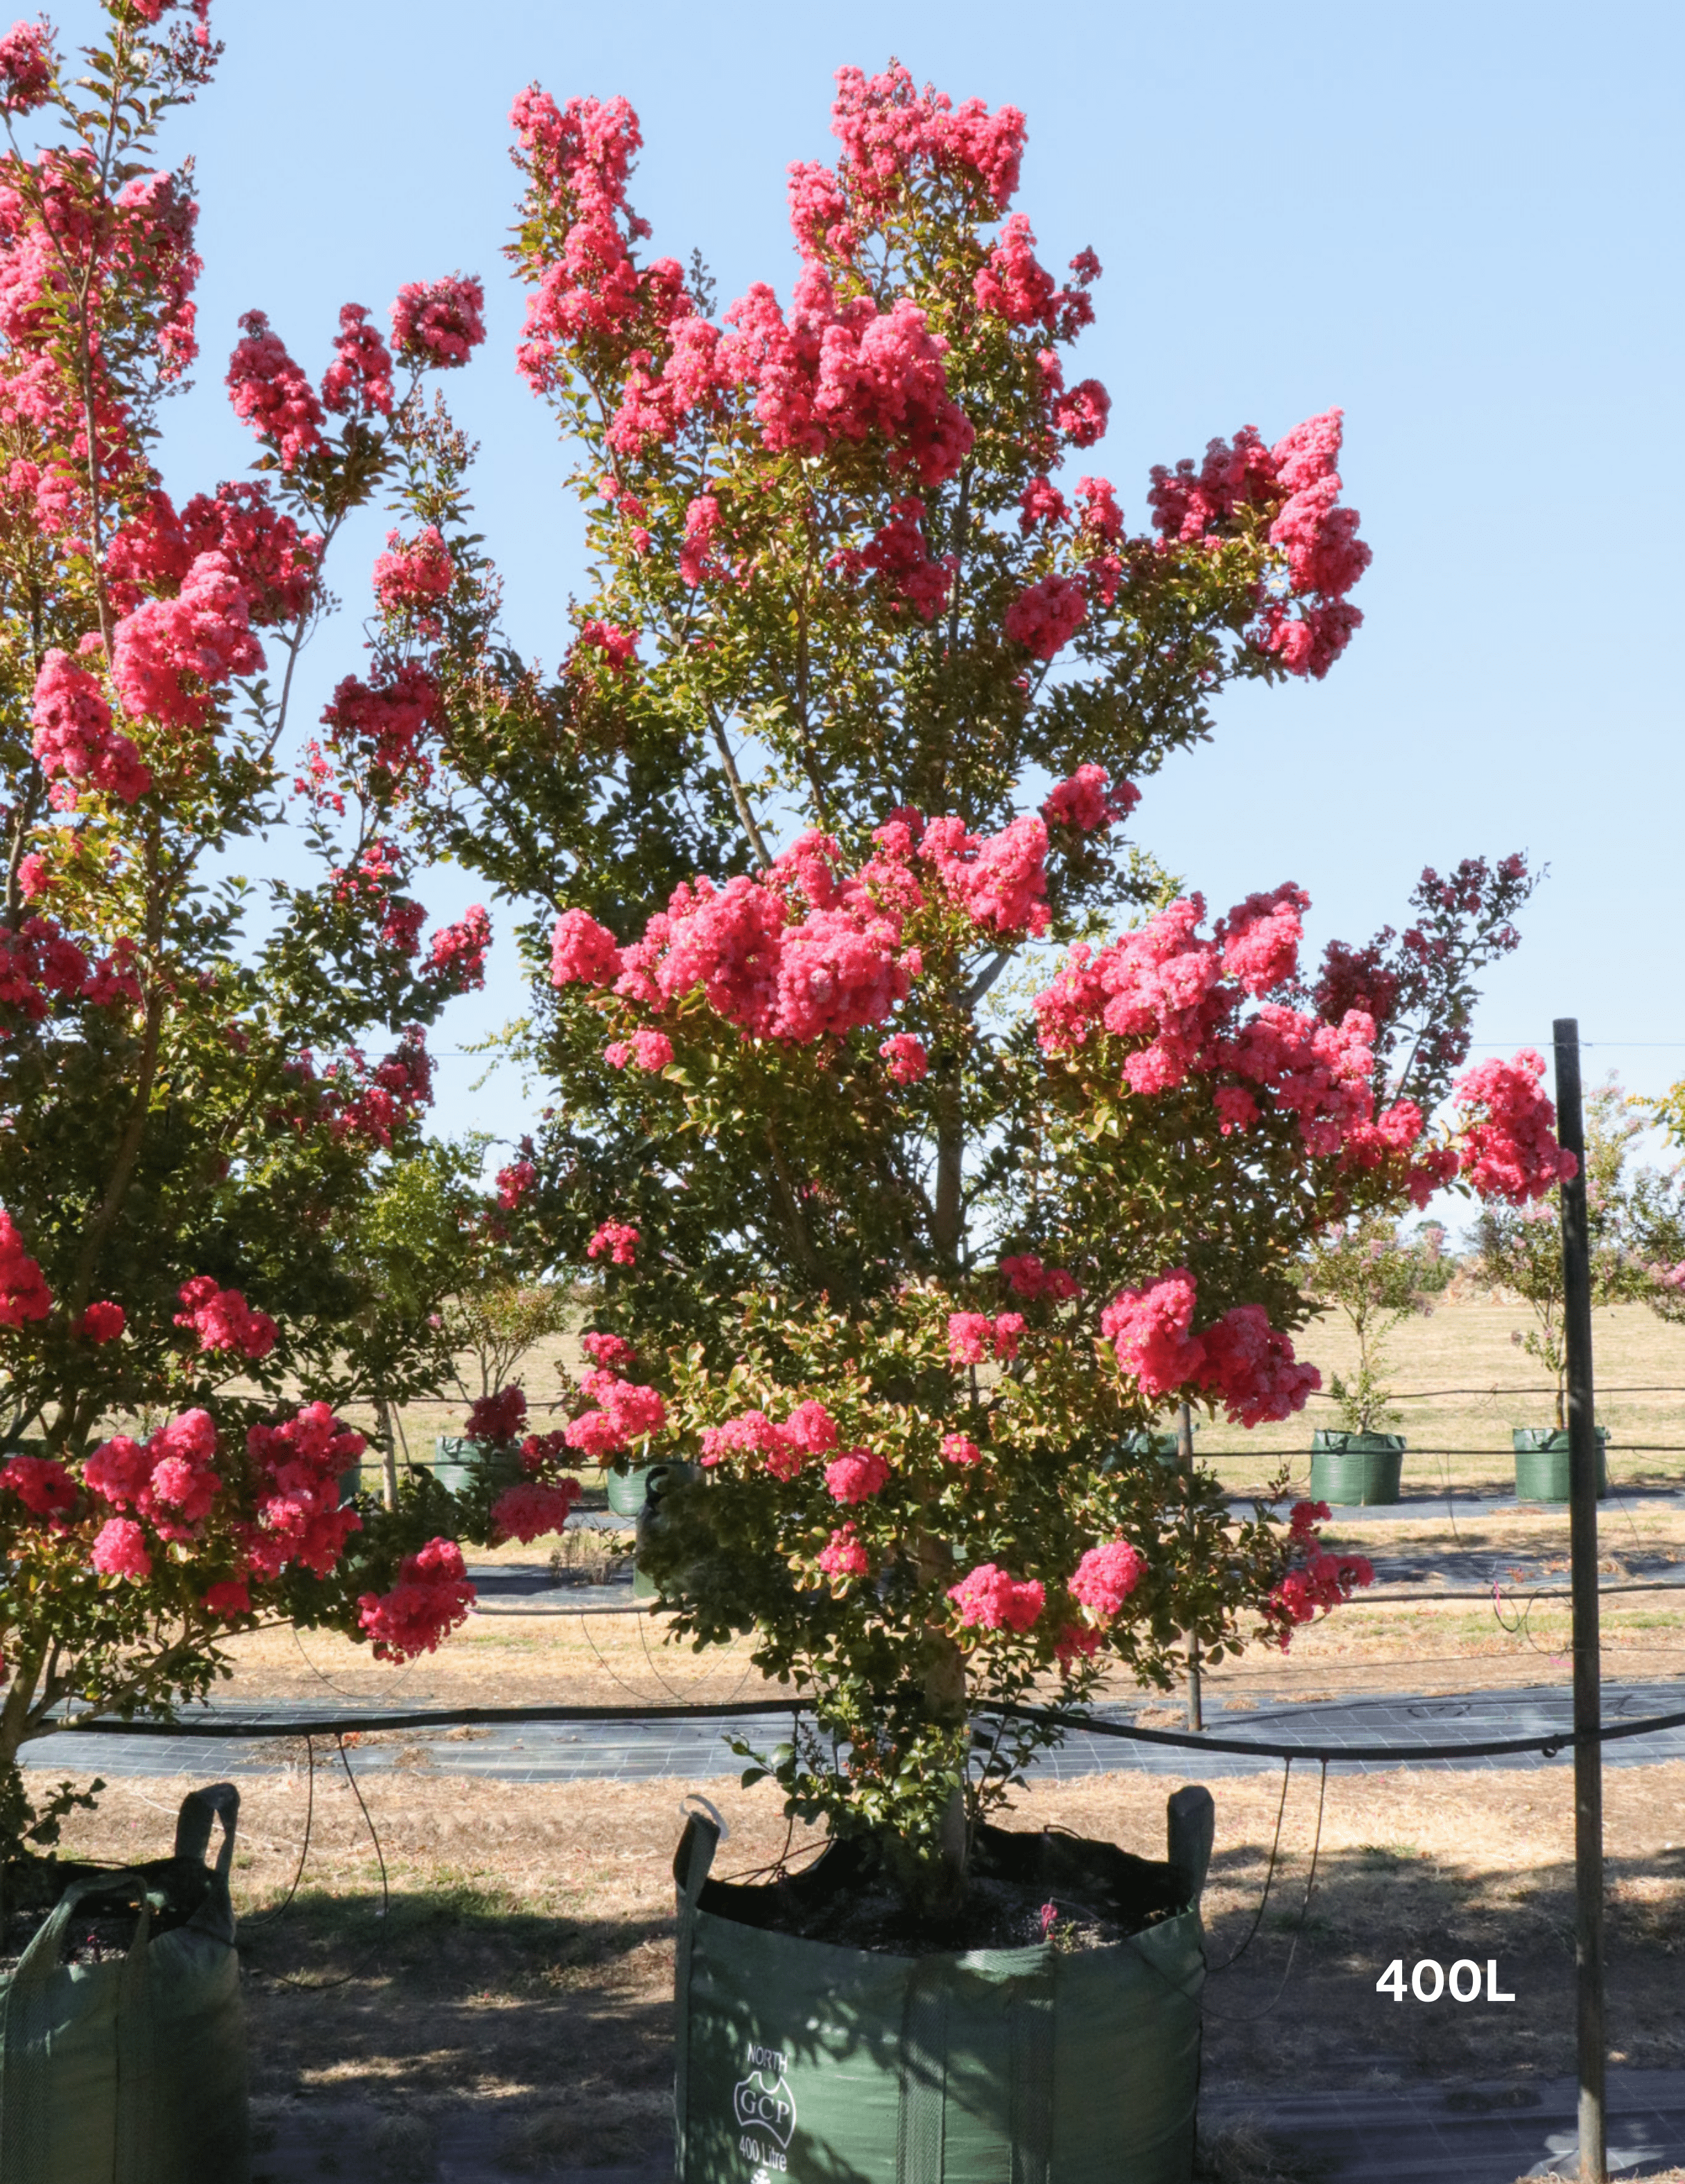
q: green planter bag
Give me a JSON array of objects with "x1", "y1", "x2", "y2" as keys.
[
  {"x1": 0, "y1": 1781, "x2": 248, "y2": 2184},
  {"x1": 673, "y1": 1789, "x2": 1212, "y2": 2184},
  {"x1": 1308, "y1": 1430, "x2": 1405, "y2": 1506},
  {"x1": 431, "y1": 1435, "x2": 524, "y2": 1497},
  {"x1": 1512, "y1": 1427, "x2": 1608, "y2": 1502}
]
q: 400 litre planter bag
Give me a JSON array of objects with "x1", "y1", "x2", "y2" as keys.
[
  {"x1": 673, "y1": 1797, "x2": 1211, "y2": 2184},
  {"x1": 0, "y1": 1781, "x2": 249, "y2": 2184}
]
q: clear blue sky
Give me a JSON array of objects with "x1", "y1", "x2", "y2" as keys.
[{"x1": 69, "y1": 0, "x2": 1685, "y2": 1149}]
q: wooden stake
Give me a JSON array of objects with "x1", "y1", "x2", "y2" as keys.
[{"x1": 1179, "y1": 1398, "x2": 1202, "y2": 1732}]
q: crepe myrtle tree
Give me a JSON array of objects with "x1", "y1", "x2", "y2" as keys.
[
  {"x1": 359, "y1": 64, "x2": 1572, "y2": 1910},
  {"x1": 0, "y1": 2, "x2": 594, "y2": 1860}
]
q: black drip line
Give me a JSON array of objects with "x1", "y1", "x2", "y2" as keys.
[{"x1": 44, "y1": 1692, "x2": 1685, "y2": 1769}]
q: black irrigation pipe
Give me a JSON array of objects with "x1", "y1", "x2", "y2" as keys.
[{"x1": 34, "y1": 1692, "x2": 1685, "y2": 1770}]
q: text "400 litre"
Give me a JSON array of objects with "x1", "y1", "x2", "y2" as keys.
[{"x1": 1376, "y1": 1959, "x2": 1514, "y2": 2002}]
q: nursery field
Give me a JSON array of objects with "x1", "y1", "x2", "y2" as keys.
[{"x1": 24, "y1": 1760, "x2": 1685, "y2": 2178}]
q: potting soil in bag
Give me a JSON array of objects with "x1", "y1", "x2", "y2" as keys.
[
  {"x1": 673, "y1": 1802, "x2": 1208, "y2": 2184},
  {"x1": 0, "y1": 1780, "x2": 249, "y2": 2184}
]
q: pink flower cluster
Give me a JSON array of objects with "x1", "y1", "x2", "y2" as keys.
[
  {"x1": 105, "y1": 483, "x2": 320, "y2": 628},
  {"x1": 1451, "y1": 1050, "x2": 1578, "y2": 1204},
  {"x1": 320, "y1": 664, "x2": 440, "y2": 794},
  {"x1": 1100, "y1": 1269, "x2": 1320, "y2": 1428},
  {"x1": 1032, "y1": 886, "x2": 1397, "y2": 1159},
  {"x1": 390, "y1": 275, "x2": 485, "y2": 367},
  {"x1": 111, "y1": 550, "x2": 265, "y2": 730},
  {"x1": 243, "y1": 1403, "x2": 365, "y2": 1578},
  {"x1": 718, "y1": 263, "x2": 973, "y2": 485},
  {"x1": 467, "y1": 1385, "x2": 528, "y2": 1446},
  {"x1": 605, "y1": 1028, "x2": 674, "y2": 1073},
  {"x1": 920, "y1": 813, "x2": 1051, "y2": 936},
  {"x1": 700, "y1": 1399, "x2": 837, "y2": 1480},
  {"x1": 372, "y1": 526, "x2": 454, "y2": 634},
  {"x1": 581, "y1": 1330, "x2": 637, "y2": 1369},
  {"x1": 494, "y1": 1158, "x2": 537, "y2": 1211},
  {"x1": 947, "y1": 1311, "x2": 1026, "y2": 1364},
  {"x1": 78, "y1": 1300, "x2": 124, "y2": 1342},
  {"x1": 833, "y1": 499, "x2": 953, "y2": 622},
  {"x1": 942, "y1": 1432, "x2": 983, "y2": 1466},
  {"x1": 563, "y1": 1370, "x2": 666, "y2": 1458},
  {"x1": 824, "y1": 1446, "x2": 890, "y2": 1504},
  {"x1": 491, "y1": 1477, "x2": 582, "y2": 1544},
  {"x1": 0, "y1": 1210, "x2": 51, "y2": 1326},
  {"x1": 226, "y1": 309, "x2": 325, "y2": 470},
  {"x1": 358, "y1": 1537, "x2": 476, "y2": 1663},
  {"x1": 1270, "y1": 1505, "x2": 1374, "y2": 1638},
  {"x1": 999, "y1": 1254, "x2": 1080, "y2": 1301},
  {"x1": 0, "y1": 19, "x2": 52, "y2": 114},
  {"x1": 949, "y1": 1563, "x2": 1044, "y2": 1631},
  {"x1": 1, "y1": 1453, "x2": 75, "y2": 1517},
  {"x1": 1003, "y1": 573, "x2": 1086, "y2": 660},
  {"x1": 973, "y1": 216, "x2": 1093, "y2": 340},
  {"x1": 587, "y1": 1221, "x2": 639, "y2": 1265},
  {"x1": 827, "y1": 63, "x2": 1026, "y2": 216},
  {"x1": 1041, "y1": 765, "x2": 1137, "y2": 834},
  {"x1": 879, "y1": 1032, "x2": 928, "y2": 1084},
  {"x1": 174, "y1": 1276, "x2": 277, "y2": 1361},
  {"x1": 87, "y1": 1406, "x2": 221, "y2": 1550},
  {"x1": 1069, "y1": 1539, "x2": 1146, "y2": 1617},
  {"x1": 426, "y1": 905, "x2": 491, "y2": 991},
  {"x1": 0, "y1": 915, "x2": 112, "y2": 1021},
  {"x1": 818, "y1": 1523, "x2": 870, "y2": 1577},
  {"x1": 1147, "y1": 410, "x2": 1370, "y2": 681},
  {"x1": 320, "y1": 302, "x2": 393, "y2": 416}
]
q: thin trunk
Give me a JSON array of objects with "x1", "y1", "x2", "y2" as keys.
[
  {"x1": 375, "y1": 1394, "x2": 399, "y2": 1510},
  {"x1": 708, "y1": 716, "x2": 772, "y2": 868}
]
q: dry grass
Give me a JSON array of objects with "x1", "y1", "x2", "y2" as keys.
[
  {"x1": 1194, "y1": 1296, "x2": 1685, "y2": 1497},
  {"x1": 24, "y1": 1758, "x2": 1685, "y2": 2165}
]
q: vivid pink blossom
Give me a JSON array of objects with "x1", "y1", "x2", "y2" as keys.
[
  {"x1": 586, "y1": 1220, "x2": 639, "y2": 1265},
  {"x1": 1055, "y1": 1622, "x2": 1103, "y2": 1672},
  {"x1": 607, "y1": 1027, "x2": 673, "y2": 1073},
  {"x1": 492, "y1": 1477, "x2": 582, "y2": 1543},
  {"x1": 243, "y1": 1403, "x2": 365, "y2": 1578},
  {"x1": 570, "y1": 618, "x2": 639, "y2": 675},
  {"x1": 86, "y1": 1409, "x2": 223, "y2": 1543},
  {"x1": 563, "y1": 1373, "x2": 666, "y2": 1457},
  {"x1": 321, "y1": 665, "x2": 439, "y2": 788},
  {"x1": 357, "y1": 1537, "x2": 476, "y2": 1663},
  {"x1": 494, "y1": 1159, "x2": 537, "y2": 1211},
  {"x1": 828, "y1": 64, "x2": 1025, "y2": 214},
  {"x1": 1075, "y1": 476, "x2": 1123, "y2": 541},
  {"x1": 391, "y1": 274, "x2": 486, "y2": 367},
  {"x1": 999, "y1": 1255, "x2": 1080, "y2": 1302},
  {"x1": 426, "y1": 905, "x2": 491, "y2": 991},
  {"x1": 0, "y1": 1211, "x2": 51, "y2": 1324},
  {"x1": 834, "y1": 500, "x2": 953, "y2": 621},
  {"x1": 1217, "y1": 884, "x2": 1308, "y2": 996},
  {"x1": 173, "y1": 1276, "x2": 277, "y2": 1360},
  {"x1": 76, "y1": 1301, "x2": 125, "y2": 1343},
  {"x1": 467, "y1": 1385, "x2": 528, "y2": 1444},
  {"x1": 0, "y1": 1453, "x2": 75, "y2": 1516},
  {"x1": 31, "y1": 650, "x2": 150, "y2": 806},
  {"x1": 1004, "y1": 573, "x2": 1086, "y2": 659},
  {"x1": 1102, "y1": 1269, "x2": 1321, "y2": 1426},
  {"x1": 320, "y1": 302, "x2": 394, "y2": 416},
  {"x1": 226, "y1": 310, "x2": 325, "y2": 469},
  {"x1": 824, "y1": 1446, "x2": 890, "y2": 1503},
  {"x1": 818, "y1": 1524, "x2": 870, "y2": 1577},
  {"x1": 922, "y1": 813, "x2": 1050, "y2": 936},
  {"x1": 91, "y1": 1516, "x2": 151, "y2": 1581},
  {"x1": 0, "y1": 916, "x2": 87, "y2": 1021},
  {"x1": 551, "y1": 908, "x2": 623, "y2": 987},
  {"x1": 941, "y1": 1432, "x2": 982, "y2": 1466},
  {"x1": 0, "y1": 19, "x2": 53, "y2": 114},
  {"x1": 1053, "y1": 378, "x2": 1109, "y2": 447},
  {"x1": 946, "y1": 1311, "x2": 1026, "y2": 1365},
  {"x1": 879, "y1": 1032, "x2": 928, "y2": 1083},
  {"x1": 1271, "y1": 1548, "x2": 1374, "y2": 1636},
  {"x1": 203, "y1": 1579, "x2": 252, "y2": 1619},
  {"x1": 679, "y1": 493, "x2": 721, "y2": 587},
  {"x1": 581, "y1": 1330, "x2": 638, "y2": 1369},
  {"x1": 1070, "y1": 1539, "x2": 1147, "y2": 1616},
  {"x1": 1452, "y1": 1050, "x2": 1577, "y2": 1204},
  {"x1": 111, "y1": 551, "x2": 265, "y2": 731},
  {"x1": 1042, "y1": 765, "x2": 1137, "y2": 833},
  {"x1": 949, "y1": 1563, "x2": 1044, "y2": 1632},
  {"x1": 372, "y1": 526, "x2": 454, "y2": 632}
]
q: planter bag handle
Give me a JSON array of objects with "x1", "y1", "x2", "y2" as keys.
[
  {"x1": 895, "y1": 1962, "x2": 949, "y2": 2184},
  {"x1": 0, "y1": 1870, "x2": 155, "y2": 2184},
  {"x1": 672, "y1": 1812, "x2": 719, "y2": 2184},
  {"x1": 172, "y1": 1781, "x2": 240, "y2": 1948}
]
